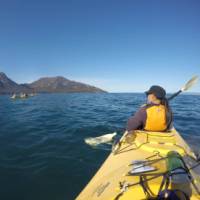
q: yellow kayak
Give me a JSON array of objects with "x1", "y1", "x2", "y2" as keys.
[{"x1": 76, "y1": 129, "x2": 200, "y2": 200}]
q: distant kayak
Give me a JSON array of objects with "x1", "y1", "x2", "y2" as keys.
[
  {"x1": 10, "y1": 93, "x2": 36, "y2": 99},
  {"x1": 77, "y1": 129, "x2": 200, "y2": 200},
  {"x1": 10, "y1": 95, "x2": 28, "y2": 99}
]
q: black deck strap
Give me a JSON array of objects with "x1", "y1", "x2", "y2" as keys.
[
  {"x1": 139, "y1": 176, "x2": 151, "y2": 198},
  {"x1": 158, "y1": 173, "x2": 168, "y2": 194},
  {"x1": 143, "y1": 175, "x2": 156, "y2": 197},
  {"x1": 145, "y1": 152, "x2": 160, "y2": 160},
  {"x1": 113, "y1": 191, "x2": 123, "y2": 200},
  {"x1": 114, "y1": 173, "x2": 164, "y2": 200},
  {"x1": 113, "y1": 181, "x2": 127, "y2": 200},
  {"x1": 164, "y1": 175, "x2": 170, "y2": 190},
  {"x1": 127, "y1": 172, "x2": 164, "y2": 177},
  {"x1": 179, "y1": 157, "x2": 200, "y2": 195},
  {"x1": 189, "y1": 160, "x2": 200, "y2": 170},
  {"x1": 114, "y1": 160, "x2": 200, "y2": 200}
]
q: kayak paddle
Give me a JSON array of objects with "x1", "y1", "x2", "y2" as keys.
[{"x1": 167, "y1": 75, "x2": 199, "y2": 101}]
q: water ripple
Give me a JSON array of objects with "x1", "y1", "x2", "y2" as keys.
[{"x1": 0, "y1": 93, "x2": 200, "y2": 200}]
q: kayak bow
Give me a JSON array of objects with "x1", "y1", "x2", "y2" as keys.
[{"x1": 76, "y1": 129, "x2": 200, "y2": 200}]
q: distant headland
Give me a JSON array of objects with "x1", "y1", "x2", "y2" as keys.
[{"x1": 0, "y1": 72, "x2": 107, "y2": 94}]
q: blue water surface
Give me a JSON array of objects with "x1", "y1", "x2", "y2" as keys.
[{"x1": 0, "y1": 93, "x2": 200, "y2": 200}]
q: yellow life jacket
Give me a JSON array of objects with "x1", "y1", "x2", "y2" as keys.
[{"x1": 144, "y1": 104, "x2": 167, "y2": 131}]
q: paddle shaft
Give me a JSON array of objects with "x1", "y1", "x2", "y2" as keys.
[{"x1": 167, "y1": 90, "x2": 182, "y2": 101}]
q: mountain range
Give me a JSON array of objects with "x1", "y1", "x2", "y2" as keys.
[{"x1": 0, "y1": 72, "x2": 106, "y2": 94}]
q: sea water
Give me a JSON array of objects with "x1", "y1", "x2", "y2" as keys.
[{"x1": 0, "y1": 93, "x2": 200, "y2": 200}]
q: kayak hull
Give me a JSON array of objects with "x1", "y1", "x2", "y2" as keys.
[{"x1": 76, "y1": 129, "x2": 200, "y2": 200}]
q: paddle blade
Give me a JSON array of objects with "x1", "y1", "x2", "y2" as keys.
[
  {"x1": 84, "y1": 132, "x2": 117, "y2": 146},
  {"x1": 181, "y1": 75, "x2": 199, "y2": 91}
]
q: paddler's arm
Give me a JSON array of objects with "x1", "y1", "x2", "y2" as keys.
[{"x1": 126, "y1": 107, "x2": 147, "y2": 133}]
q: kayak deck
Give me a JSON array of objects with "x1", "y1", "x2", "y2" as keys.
[{"x1": 76, "y1": 129, "x2": 200, "y2": 200}]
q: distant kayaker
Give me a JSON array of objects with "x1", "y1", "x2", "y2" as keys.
[
  {"x1": 10, "y1": 93, "x2": 17, "y2": 99},
  {"x1": 126, "y1": 85, "x2": 173, "y2": 133}
]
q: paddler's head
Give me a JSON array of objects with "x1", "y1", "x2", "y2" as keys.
[{"x1": 145, "y1": 85, "x2": 166, "y2": 104}]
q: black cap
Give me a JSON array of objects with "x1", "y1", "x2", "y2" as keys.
[{"x1": 145, "y1": 85, "x2": 166, "y2": 99}]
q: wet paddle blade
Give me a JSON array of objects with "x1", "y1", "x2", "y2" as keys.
[
  {"x1": 85, "y1": 132, "x2": 117, "y2": 146},
  {"x1": 181, "y1": 75, "x2": 199, "y2": 91}
]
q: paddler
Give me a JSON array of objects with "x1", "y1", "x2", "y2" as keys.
[{"x1": 126, "y1": 85, "x2": 173, "y2": 133}]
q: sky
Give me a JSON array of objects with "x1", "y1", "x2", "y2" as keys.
[{"x1": 0, "y1": 0, "x2": 200, "y2": 92}]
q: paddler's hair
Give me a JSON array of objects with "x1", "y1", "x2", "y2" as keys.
[
  {"x1": 160, "y1": 97, "x2": 172, "y2": 130},
  {"x1": 160, "y1": 97, "x2": 169, "y2": 108}
]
